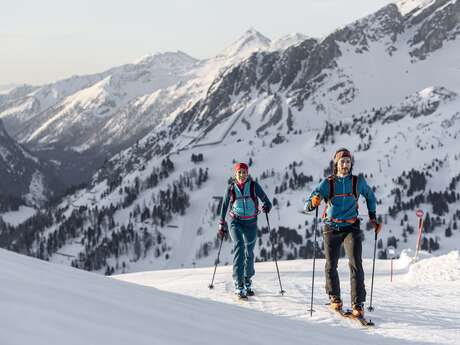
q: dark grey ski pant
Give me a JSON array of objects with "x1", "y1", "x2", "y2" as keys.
[{"x1": 323, "y1": 222, "x2": 366, "y2": 306}]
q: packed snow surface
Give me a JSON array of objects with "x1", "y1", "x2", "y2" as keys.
[
  {"x1": 3, "y1": 247, "x2": 456, "y2": 345},
  {"x1": 116, "y1": 250, "x2": 460, "y2": 345}
]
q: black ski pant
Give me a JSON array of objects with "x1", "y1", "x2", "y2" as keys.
[{"x1": 323, "y1": 222, "x2": 366, "y2": 306}]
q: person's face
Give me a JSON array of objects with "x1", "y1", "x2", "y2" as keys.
[
  {"x1": 235, "y1": 169, "x2": 248, "y2": 183},
  {"x1": 337, "y1": 157, "x2": 352, "y2": 176}
]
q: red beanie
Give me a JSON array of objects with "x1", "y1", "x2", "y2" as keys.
[
  {"x1": 234, "y1": 162, "x2": 249, "y2": 171},
  {"x1": 333, "y1": 148, "x2": 352, "y2": 163}
]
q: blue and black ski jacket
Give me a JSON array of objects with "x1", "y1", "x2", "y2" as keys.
[{"x1": 305, "y1": 174, "x2": 376, "y2": 228}]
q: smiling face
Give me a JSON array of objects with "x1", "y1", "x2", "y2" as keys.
[
  {"x1": 235, "y1": 168, "x2": 248, "y2": 183},
  {"x1": 337, "y1": 157, "x2": 352, "y2": 177}
]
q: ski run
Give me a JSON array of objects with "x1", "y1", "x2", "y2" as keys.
[{"x1": 1, "y1": 247, "x2": 458, "y2": 345}]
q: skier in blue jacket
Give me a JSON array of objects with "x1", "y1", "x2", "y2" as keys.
[
  {"x1": 304, "y1": 148, "x2": 380, "y2": 317},
  {"x1": 218, "y1": 162, "x2": 272, "y2": 299}
]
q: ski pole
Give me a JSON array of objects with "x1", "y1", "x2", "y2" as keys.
[
  {"x1": 208, "y1": 236, "x2": 224, "y2": 289},
  {"x1": 367, "y1": 230, "x2": 378, "y2": 312},
  {"x1": 308, "y1": 207, "x2": 319, "y2": 316},
  {"x1": 266, "y1": 213, "x2": 286, "y2": 295}
]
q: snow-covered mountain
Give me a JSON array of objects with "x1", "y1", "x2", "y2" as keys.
[
  {"x1": 14, "y1": 51, "x2": 198, "y2": 149},
  {"x1": 0, "y1": 30, "x2": 276, "y2": 187},
  {"x1": 270, "y1": 33, "x2": 309, "y2": 51},
  {"x1": 0, "y1": 83, "x2": 24, "y2": 95},
  {"x1": 0, "y1": 76, "x2": 104, "y2": 136},
  {"x1": 0, "y1": 119, "x2": 62, "y2": 210},
  {"x1": 219, "y1": 28, "x2": 271, "y2": 58},
  {"x1": 2, "y1": 0, "x2": 460, "y2": 275}
]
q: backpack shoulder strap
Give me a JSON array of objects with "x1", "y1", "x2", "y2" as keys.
[
  {"x1": 250, "y1": 180, "x2": 259, "y2": 208},
  {"x1": 322, "y1": 176, "x2": 334, "y2": 219},
  {"x1": 352, "y1": 175, "x2": 359, "y2": 199},
  {"x1": 352, "y1": 175, "x2": 359, "y2": 210},
  {"x1": 229, "y1": 182, "x2": 236, "y2": 206},
  {"x1": 327, "y1": 175, "x2": 335, "y2": 201}
]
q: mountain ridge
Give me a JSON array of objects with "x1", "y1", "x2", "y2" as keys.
[{"x1": 1, "y1": 0, "x2": 460, "y2": 275}]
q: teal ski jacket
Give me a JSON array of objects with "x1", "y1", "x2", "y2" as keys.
[
  {"x1": 305, "y1": 174, "x2": 376, "y2": 228},
  {"x1": 220, "y1": 177, "x2": 271, "y2": 223}
]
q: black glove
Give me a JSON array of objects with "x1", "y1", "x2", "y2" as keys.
[
  {"x1": 368, "y1": 212, "x2": 382, "y2": 235},
  {"x1": 262, "y1": 204, "x2": 272, "y2": 214},
  {"x1": 218, "y1": 220, "x2": 228, "y2": 239},
  {"x1": 369, "y1": 211, "x2": 376, "y2": 221}
]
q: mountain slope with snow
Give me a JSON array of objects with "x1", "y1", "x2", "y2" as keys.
[
  {"x1": 15, "y1": 52, "x2": 199, "y2": 149},
  {"x1": 270, "y1": 33, "x2": 310, "y2": 51},
  {"x1": 0, "y1": 119, "x2": 62, "y2": 209},
  {"x1": 0, "y1": 30, "x2": 277, "y2": 187},
  {"x1": 2, "y1": 0, "x2": 460, "y2": 276}
]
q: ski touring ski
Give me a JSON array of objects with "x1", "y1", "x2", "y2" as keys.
[
  {"x1": 246, "y1": 289, "x2": 255, "y2": 297},
  {"x1": 334, "y1": 308, "x2": 375, "y2": 327},
  {"x1": 234, "y1": 286, "x2": 254, "y2": 300},
  {"x1": 327, "y1": 304, "x2": 375, "y2": 327},
  {"x1": 234, "y1": 290, "x2": 249, "y2": 301},
  {"x1": 235, "y1": 294, "x2": 249, "y2": 301}
]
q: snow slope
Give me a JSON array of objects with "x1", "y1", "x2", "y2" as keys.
[
  {"x1": 117, "y1": 250, "x2": 460, "y2": 345},
  {"x1": 0, "y1": 206, "x2": 36, "y2": 226},
  {"x1": 0, "y1": 249, "x2": 410, "y2": 345},
  {"x1": 2, "y1": 247, "x2": 458, "y2": 345}
]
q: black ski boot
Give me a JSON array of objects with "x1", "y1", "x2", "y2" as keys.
[
  {"x1": 234, "y1": 281, "x2": 248, "y2": 300},
  {"x1": 245, "y1": 277, "x2": 255, "y2": 296}
]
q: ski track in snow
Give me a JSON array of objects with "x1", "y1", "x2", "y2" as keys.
[
  {"x1": 116, "y1": 254, "x2": 460, "y2": 345},
  {"x1": 4, "y1": 247, "x2": 445, "y2": 345}
]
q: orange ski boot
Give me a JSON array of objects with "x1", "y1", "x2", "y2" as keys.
[
  {"x1": 352, "y1": 304, "x2": 365, "y2": 318},
  {"x1": 330, "y1": 296, "x2": 343, "y2": 311}
]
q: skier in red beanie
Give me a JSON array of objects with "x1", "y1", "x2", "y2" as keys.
[{"x1": 218, "y1": 162, "x2": 272, "y2": 299}]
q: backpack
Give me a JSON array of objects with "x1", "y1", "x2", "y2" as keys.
[
  {"x1": 229, "y1": 179, "x2": 259, "y2": 211},
  {"x1": 322, "y1": 175, "x2": 359, "y2": 222}
]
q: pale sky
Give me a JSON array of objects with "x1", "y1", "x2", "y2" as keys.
[{"x1": 1, "y1": 0, "x2": 392, "y2": 86}]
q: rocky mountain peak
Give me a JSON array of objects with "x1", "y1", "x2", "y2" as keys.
[
  {"x1": 219, "y1": 28, "x2": 271, "y2": 59},
  {"x1": 408, "y1": 0, "x2": 460, "y2": 59},
  {"x1": 332, "y1": 3, "x2": 404, "y2": 51},
  {"x1": 270, "y1": 33, "x2": 309, "y2": 51}
]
